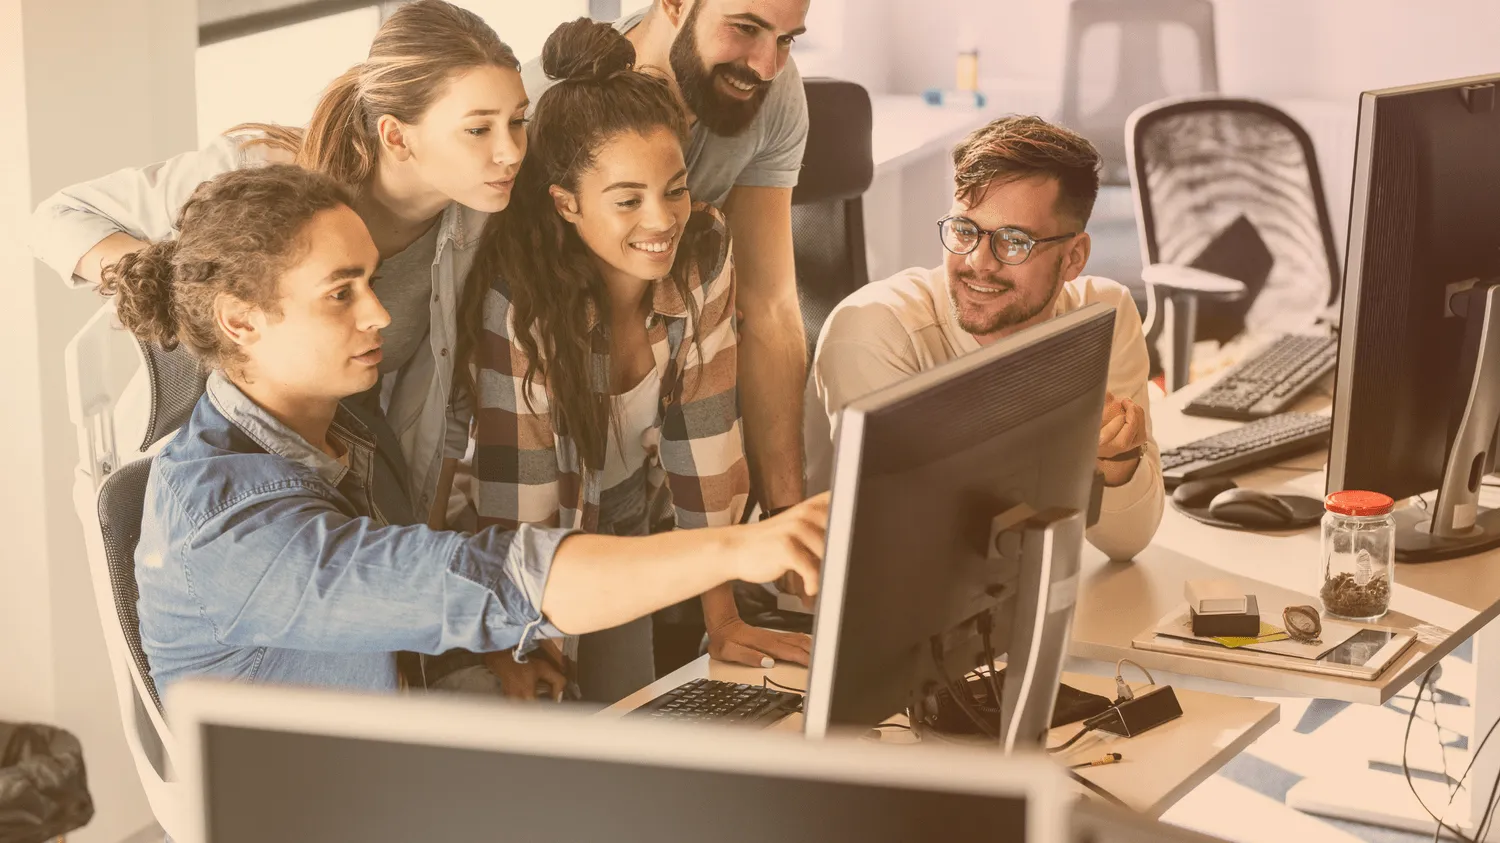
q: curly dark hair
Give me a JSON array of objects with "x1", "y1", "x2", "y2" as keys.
[
  {"x1": 98, "y1": 164, "x2": 354, "y2": 374},
  {"x1": 457, "y1": 18, "x2": 705, "y2": 471},
  {"x1": 951, "y1": 115, "x2": 1102, "y2": 227}
]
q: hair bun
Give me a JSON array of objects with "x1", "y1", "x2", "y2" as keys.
[{"x1": 542, "y1": 18, "x2": 635, "y2": 83}]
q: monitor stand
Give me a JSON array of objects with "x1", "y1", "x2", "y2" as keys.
[{"x1": 1398, "y1": 280, "x2": 1500, "y2": 562}]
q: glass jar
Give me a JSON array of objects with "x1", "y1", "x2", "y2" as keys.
[{"x1": 1320, "y1": 491, "x2": 1396, "y2": 621}]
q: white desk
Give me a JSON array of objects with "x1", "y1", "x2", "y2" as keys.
[
  {"x1": 864, "y1": 95, "x2": 1008, "y2": 281},
  {"x1": 869, "y1": 95, "x2": 1006, "y2": 180},
  {"x1": 605, "y1": 655, "x2": 1278, "y2": 819},
  {"x1": 1068, "y1": 371, "x2": 1500, "y2": 835},
  {"x1": 1067, "y1": 379, "x2": 1500, "y2": 706}
]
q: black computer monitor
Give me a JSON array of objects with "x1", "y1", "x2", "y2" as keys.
[
  {"x1": 802, "y1": 304, "x2": 1115, "y2": 749},
  {"x1": 171, "y1": 680, "x2": 1073, "y2": 843},
  {"x1": 1327, "y1": 73, "x2": 1500, "y2": 562}
]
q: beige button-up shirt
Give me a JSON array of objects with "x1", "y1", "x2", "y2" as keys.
[{"x1": 806, "y1": 266, "x2": 1165, "y2": 561}]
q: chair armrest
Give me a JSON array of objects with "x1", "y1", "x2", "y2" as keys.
[{"x1": 1141, "y1": 264, "x2": 1247, "y2": 302}]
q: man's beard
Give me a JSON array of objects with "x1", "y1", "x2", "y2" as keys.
[
  {"x1": 948, "y1": 266, "x2": 1063, "y2": 337},
  {"x1": 669, "y1": 1, "x2": 771, "y2": 136}
]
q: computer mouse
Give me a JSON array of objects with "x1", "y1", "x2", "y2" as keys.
[
  {"x1": 1207, "y1": 487, "x2": 1299, "y2": 529},
  {"x1": 1171, "y1": 477, "x2": 1238, "y2": 510}
]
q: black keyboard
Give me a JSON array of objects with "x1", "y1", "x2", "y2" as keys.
[
  {"x1": 630, "y1": 678, "x2": 803, "y2": 727},
  {"x1": 1183, "y1": 333, "x2": 1338, "y2": 420},
  {"x1": 1161, "y1": 412, "x2": 1333, "y2": 490}
]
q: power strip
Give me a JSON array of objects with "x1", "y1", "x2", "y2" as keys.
[{"x1": 1083, "y1": 685, "x2": 1183, "y2": 738}]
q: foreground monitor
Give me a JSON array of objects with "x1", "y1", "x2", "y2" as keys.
[{"x1": 171, "y1": 679, "x2": 1074, "y2": 843}]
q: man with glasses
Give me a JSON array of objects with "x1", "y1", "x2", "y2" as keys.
[{"x1": 804, "y1": 115, "x2": 1164, "y2": 561}]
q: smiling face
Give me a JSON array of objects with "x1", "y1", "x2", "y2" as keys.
[
  {"x1": 668, "y1": 0, "x2": 809, "y2": 135},
  {"x1": 943, "y1": 175, "x2": 1091, "y2": 345},
  {"x1": 230, "y1": 205, "x2": 390, "y2": 401},
  {"x1": 395, "y1": 64, "x2": 530, "y2": 213},
  {"x1": 552, "y1": 127, "x2": 693, "y2": 291}
]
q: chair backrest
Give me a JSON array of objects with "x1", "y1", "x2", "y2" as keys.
[
  {"x1": 65, "y1": 302, "x2": 192, "y2": 840},
  {"x1": 139, "y1": 339, "x2": 208, "y2": 452},
  {"x1": 1060, "y1": 0, "x2": 1219, "y2": 185},
  {"x1": 97, "y1": 459, "x2": 161, "y2": 714},
  {"x1": 1128, "y1": 96, "x2": 1342, "y2": 343},
  {"x1": 791, "y1": 77, "x2": 874, "y2": 365}
]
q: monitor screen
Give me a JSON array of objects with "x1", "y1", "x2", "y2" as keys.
[{"x1": 202, "y1": 724, "x2": 1028, "y2": 843}]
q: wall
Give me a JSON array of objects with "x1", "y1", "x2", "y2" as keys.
[
  {"x1": 879, "y1": 0, "x2": 1500, "y2": 102},
  {"x1": 3, "y1": 0, "x2": 198, "y2": 841},
  {"x1": 855, "y1": 0, "x2": 1499, "y2": 268}
]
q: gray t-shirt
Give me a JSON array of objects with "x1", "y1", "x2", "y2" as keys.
[
  {"x1": 520, "y1": 9, "x2": 810, "y2": 208},
  {"x1": 371, "y1": 222, "x2": 439, "y2": 375}
]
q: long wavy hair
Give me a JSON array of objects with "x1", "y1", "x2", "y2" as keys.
[
  {"x1": 232, "y1": 0, "x2": 519, "y2": 189},
  {"x1": 459, "y1": 18, "x2": 707, "y2": 471}
]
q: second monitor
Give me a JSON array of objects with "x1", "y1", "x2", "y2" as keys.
[{"x1": 803, "y1": 304, "x2": 1116, "y2": 749}]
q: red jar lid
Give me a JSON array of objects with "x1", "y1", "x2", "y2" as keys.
[{"x1": 1325, "y1": 490, "x2": 1395, "y2": 517}]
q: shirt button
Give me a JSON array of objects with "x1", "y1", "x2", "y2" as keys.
[
  {"x1": 433, "y1": 294, "x2": 439, "y2": 303},
  {"x1": 440, "y1": 348, "x2": 449, "y2": 357}
]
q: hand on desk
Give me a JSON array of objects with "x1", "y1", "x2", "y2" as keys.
[
  {"x1": 706, "y1": 615, "x2": 813, "y2": 667},
  {"x1": 1097, "y1": 392, "x2": 1147, "y2": 487},
  {"x1": 483, "y1": 639, "x2": 569, "y2": 702}
]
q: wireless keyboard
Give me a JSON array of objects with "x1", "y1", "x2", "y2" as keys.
[
  {"x1": 1183, "y1": 333, "x2": 1338, "y2": 420},
  {"x1": 1161, "y1": 412, "x2": 1333, "y2": 490},
  {"x1": 629, "y1": 678, "x2": 802, "y2": 727}
]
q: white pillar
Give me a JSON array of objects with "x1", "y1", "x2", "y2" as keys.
[{"x1": 0, "y1": 0, "x2": 196, "y2": 840}]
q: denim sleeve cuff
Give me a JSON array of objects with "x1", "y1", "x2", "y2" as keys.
[{"x1": 503, "y1": 523, "x2": 574, "y2": 654}]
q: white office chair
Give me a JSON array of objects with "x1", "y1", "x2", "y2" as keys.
[{"x1": 65, "y1": 302, "x2": 206, "y2": 842}]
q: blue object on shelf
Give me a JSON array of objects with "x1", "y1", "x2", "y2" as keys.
[{"x1": 922, "y1": 87, "x2": 987, "y2": 108}]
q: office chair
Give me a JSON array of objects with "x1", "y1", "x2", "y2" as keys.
[
  {"x1": 1127, "y1": 96, "x2": 1342, "y2": 390},
  {"x1": 65, "y1": 303, "x2": 208, "y2": 842},
  {"x1": 1058, "y1": 0, "x2": 1221, "y2": 352},
  {"x1": 790, "y1": 77, "x2": 874, "y2": 366},
  {"x1": 1060, "y1": 0, "x2": 1220, "y2": 186}
]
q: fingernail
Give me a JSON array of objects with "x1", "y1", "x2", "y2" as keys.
[{"x1": 761, "y1": 656, "x2": 775, "y2": 669}]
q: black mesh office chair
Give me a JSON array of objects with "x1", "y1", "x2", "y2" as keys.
[
  {"x1": 97, "y1": 459, "x2": 160, "y2": 714},
  {"x1": 790, "y1": 77, "x2": 874, "y2": 365},
  {"x1": 94, "y1": 340, "x2": 206, "y2": 717},
  {"x1": 66, "y1": 310, "x2": 209, "y2": 840},
  {"x1": 137, "y1": 340, "x2": 208, "y2": 452},
  {"x1": 1127, "y1": 96, "x2": 1342, "y2": 389}
]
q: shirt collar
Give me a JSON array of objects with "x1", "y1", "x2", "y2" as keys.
[{"x1": 205, "y1": 371, "x2": 375, "y2": 487}]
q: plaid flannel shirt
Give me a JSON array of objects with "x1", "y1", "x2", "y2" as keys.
[{"x1": 474, "y1": 202, "x2": 750, "y2": 533}]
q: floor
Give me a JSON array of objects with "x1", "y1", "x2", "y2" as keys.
[{"x1": 1163, "y1": 637, "x2": 1485, "y2": 842}]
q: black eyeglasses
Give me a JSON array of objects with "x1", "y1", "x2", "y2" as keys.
[{"x1": 937, "y1": 216, "x2": 1078, "y2": 266}]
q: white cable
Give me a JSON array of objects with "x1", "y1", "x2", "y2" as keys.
[{"x1": 1114, "y1": 658, "x2": 1156, "y2": 701}]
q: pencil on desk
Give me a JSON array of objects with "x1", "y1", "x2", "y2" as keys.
[{"x1": 1070, "y1": 752, "x2": 1122, "y2": 769}]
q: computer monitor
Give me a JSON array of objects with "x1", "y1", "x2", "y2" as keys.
[
  {"x1": 803, "y1": 304, "x2": 1116, "y2": 748},
  {"x1": 1327, "y1": 73, "x2": 1500, "y2": 562},
  {"x1": 170, "y1": 679, "x2": 1075, "y2": 843}
]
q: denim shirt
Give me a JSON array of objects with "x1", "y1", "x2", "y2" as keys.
[
  {"x1": 28, "y1": 131, "x2": 484, "y2": 518},
  {"x1": 135, "y1": 372, "x2": 570, "y2": 699}
]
